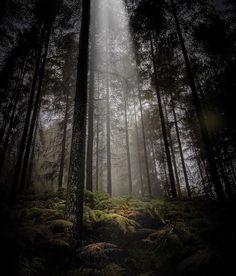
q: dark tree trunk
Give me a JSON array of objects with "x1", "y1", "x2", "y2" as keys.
[
  {"x1": 96, "y1": 116, "x2": 99, "y2": 191},
  {"x1": 149, "y1": 33, "x2": 177, "y2": 198},
  {"x1": 138, "y1": 84, "x2": 151, "y2": 195},
  {"x1": 66, "y1": 0, "x2": 91, "y2": 243},
  {"x1": 105, "y1": 30, "x2": 112, "y2": 195},
  {"x1": 170, "y1": 0, "x2": 225, "y2": 201},
  {"x1": 10, "y1": 29, "x2": 45, "y2": 202},
  {"x1": 58, "y1": 91, "x2": 70, "y2": 190},
  {"x1": 123, "y1": 84, "x2": 132, "y2": 195},
  {"x1": 133, "y1": 96, "x2": 144, "y2": 196},
  {"x1": 170, "y1": 92, "x2": 191, "y2": 198},
  {"x1": 86, "y1": 7, "x2": 96, "y2": 191},
  {"x1": 0, "y1": 59, "x2": 27, "y2": 174},
  {"x1": 18, "y1": 27, "x2": 51, "y2": 194},
  {"x1": 164, "y1": 105, "x2": 182, "y2": 197},
  {"x1": 26, "y1": 113, "x2": 39, "y2": 191}
]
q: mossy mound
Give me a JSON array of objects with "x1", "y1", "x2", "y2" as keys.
[{"x1": 48, "y1": 219, "x2": 73, "y2": 233}]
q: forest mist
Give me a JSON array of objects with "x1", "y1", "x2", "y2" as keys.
[{"x1": 0, "y1": 0, "x2": 236, "y2": 275}]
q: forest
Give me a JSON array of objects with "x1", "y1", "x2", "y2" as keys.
[{"x1": 0, "y1": 0, "x2": 236, "y2": 275}]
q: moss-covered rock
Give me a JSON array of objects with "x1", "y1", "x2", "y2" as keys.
[
  {"x1": 177, "y1": 249, "x2": 221, "y2": 276},
  {"x1": 48, "y1": 219, "x2": 73, "y2": 233},
  {"x1": 38, "y1": 239, "x2": 70, "y2": 262},
  {"x1": 76, "y1": 243, "x2": 121, "y2": 267}
]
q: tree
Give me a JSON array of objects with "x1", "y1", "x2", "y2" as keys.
[{"x1": 66, "y1": 0, "x2": 91, "y2": 242}]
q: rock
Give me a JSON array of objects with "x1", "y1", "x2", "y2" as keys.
[
  {"x1": 76, "y1": 242, "x2": 121, "y2": 266},
  {"x1": 177, "y1": 249, "x2": 221, "y2": 276},
  {"x1": 38, "y1": 239, "x2": 70, "y2": 262},
  {"x1": 48, "y1": 219, "x2": 73, "y2": 233}
]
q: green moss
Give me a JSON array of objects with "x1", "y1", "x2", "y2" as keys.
[
  {"x1": 26, "y1": 207, "x2": 63, "y2": 222},
  {"x1": 48, "y1": 219, "x2": 73, "y2": 233},
  {"x1": 102, "y1": 213, "x2": 140, "y2": 234}
]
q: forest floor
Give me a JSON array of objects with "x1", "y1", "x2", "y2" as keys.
[{"x1": 0, "y1": 190, "x2": 235, "y2": 276}]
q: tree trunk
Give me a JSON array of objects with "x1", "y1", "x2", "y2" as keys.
[
  {"x1": 123, "y1": 84, "x2": 132, "y2": 195},
  {"x1": 66, "y1": 0, "x2": 91, "y2": 243},
  {"x1": 18, "y1": 27, "x2": 51, "y2": 194},
  {"x1": 132, "y1": 96, "x2": 144, "y2": 196},
  {"x1": 0, "y1": 58, "x2": 27, "y2": 174},
  {"x1": 149, "y1": 32, "x2": 177, "y2": 198},
  {"x1": 164, "y1": 104, "x2": 182, "y2": 197},
  {"x1": 138, "y1": 84, "x2": 151, "y2": 195},
  {"x1": 170, "y1": 92, "x2": 191, "y2": 198},
  {"x1": 170, "y1": 0, "x2": 224, "y2": 201},
  {"x1": 10, "y1": 29, "x2": 45, "y2": 202},
  {"x1": 58, "y1": 90, "x2": 70, "y2": 190},
  {"x1": 105, "y1": 26, "x2": 112, "y2": 196},
  {"x1": 86, "y1": 6, "x2": 96, "y2": 191}
]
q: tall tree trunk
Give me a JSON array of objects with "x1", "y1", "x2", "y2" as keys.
[
  {"x1": 0, "y1": 59, "x2": 27, "y2": 174},
  {"x1": 164, "y1": 104, "x2": 182, "y2": 197},
  {"x1": 170, "y1": 0, "x2": 224, "y2": 201},
  {"x1": 86, "y1": 6, "x2": 96, "y2": 191},
  {"x1": 10, "y1": 29, "x2": 45, "y2": 202},
  {"x1": 95, "y1": 74, "x2": 100, "y2": 192},
  {"x1": 170, "y1": 92, "x2": 191, "y2": 198},
  {"x1": 96, "y1": 115, "x2": 99, "y2": 191},
  {"x1": 26, "y1": 113, "x2": 39, "y2": 191},
  {"x1": 133, "y1": 96, "x2": 144, "y2": 196},
  {"x1": 105, "y1": 27, "x2": 112, "y2": 196},
  {"x1": 18, "y1": 27, "x2": 51, "y2": 194},
  {"x1": 58, "y1": 91, "x2": 70, "y2": 190},
  {"x1": 66, "y1": 0, "x2": 91, "y2": 243},
  {"x1": 149, "y1": 33, "x2": 177, "y2": 198},
  {"x1": 137, "y1": 84, "x2": 151, "y2": 195},
  {"x1": 123, "y1": 84, "x2": 132, "y2": 195}
]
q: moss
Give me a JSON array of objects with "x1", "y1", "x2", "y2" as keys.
[
  {"x1": 19, "y1": 225, "x2": 52, "y2": 245},
  {"x1": 76, "y1": 242, "x2": 121, "y2": 267},
  {"x1": 177, "y1": 248, "x2": 221, "y2": 276},
  {"x1": 66, "y1": 264, "x2": 124, "y2": 276},
  {"x1": 38, "y1": 239, "x2": 71, "y2": 262},
  {"x1": 26, "y1": 207, "x2": 63, "y2": 222},
  {"x1": 48, "y1": 219, "x2": 73, "y2": 233},
  {"x1": 102, "y1": 213, "x2": 140, "y2": 235}
]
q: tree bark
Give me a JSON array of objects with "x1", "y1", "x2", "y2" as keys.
[
  {"x1": 132, "y1": 96, "x2": 144, "y2": 196},
  {"x1": 10, "y1": 29, "x2": 45, "y2": 202},
  {"x1": 149, "y1": 32, "x2": 177, "y2": 198},
  {"x1": 66, "y1": 0, "x2": 91, "y2": 243},
  {"x1": 19, "y1": 27, "x2": 51, "y2": 194},
  {"x1": 123, "y1": 83, "x2": 132, "y2": 195},
  {"x1": 58, "y1": 90, "x2": 70, "y2": 190},
  {"x1": 170, "y1": 0, "x2": 224, "y2": 201},
  {"x1": 86, "y1": 6, "x2": 96, "y2": 191},
  {"x1": 137, "y1": 84, "x2": 152, "y2": 195},
  {"x1": 170, "y1": 92, "x2": 191, "y2": 198}
]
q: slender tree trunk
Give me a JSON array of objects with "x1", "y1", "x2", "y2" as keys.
[
  {"x1": 0, "y1": 63, "x2": 24, "y2": 144},
  {"x1": 105, "y1": 27, "x2": 112, "y2": 196},
  {"x1": 133, "y1": 96, "x2": 144, "y2": 196},
  {"x1": 26, "y1": 113, "x2": 39, "y2": 191},
  {"x1": 10, "y1": 29, "x2": 45, "y2": 202},
  {"x1": 138, "y1": 84, "x2": 151, "y2": 195},
  {"x1": 170, "y1": 92, "x2": 191, "y2": 198},
  {"x1": 164, "y1": 105, "x2": 182, "y2": 197},
  {"x1": 18, "y1": 27, "x2": 51, "y2": 194},
  {"x1": 123, "y1": 84, "x2": 132, "y2": 195},
  {"x1": 96, "y1": 115, "x2": 99, "y2": 191},
  {"x1": 66, "y1": 0, "x2": 91, "y2": 243},
  {"x1": 58, "y1": 91, "x2": 70, "y2": 190},
  {"x1": 149, "y1": 33, "x2": 177, "y2": 198},
  {"x1": 170, "y1": 0, "x2": 224, "y2": 201},
  {"x1": 0, "y1": 59, "x2": 27, "y2": 174},
  {"x1": 86, "y1": 7, "x2": 96, "y2": 191}
]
